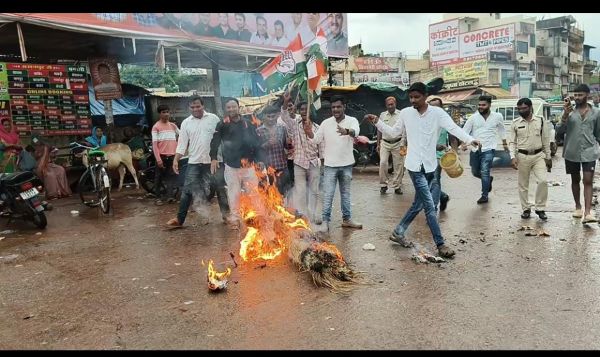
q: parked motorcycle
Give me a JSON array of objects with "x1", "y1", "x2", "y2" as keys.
[
  {"x1": 0, "y1": 171, "x2": 47, "y2": 228},
  {"x1": 353, "y1": 134, "x2": 379, "y2": 170},
  {"x1": 139, "y1": 145, "x2": 216, "y2": 201}
]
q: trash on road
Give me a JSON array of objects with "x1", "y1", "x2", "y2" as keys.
[
  {"x1": 518, "y1": 226, "x2": 535, "y2": 231},
  {"x1": 0, "y1": 254, "x2": 19, "y2": 262},
  {"x1": 547, "y1": 181, "x2": 564, "y2": 187},
  {"x1": 525, "y1": 229, "x2": 550, "y2": 237},
  {"x1": 362, "y1": 243, "x2": 376, "y2": 251},
  {"x1": 0, "y1": 230, "x2": 16, "y2": 235},
  {"x1": 70, "y1": 210, "x2": 79, "y2": 217},
  {"x1": 202, "y1": 259, "x2": 231, "y2": 291}
]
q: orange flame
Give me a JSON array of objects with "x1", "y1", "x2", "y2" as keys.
[
  {"x1": 238, "y1": 161, "x2": 310, "y2": 262},
  {"x1": 202, "y1": 259, "x2": 232, "y2": 290}
]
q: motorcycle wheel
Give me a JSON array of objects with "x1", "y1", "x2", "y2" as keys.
[{"x1": 32, "y1": 211, "x2": 47, "y2": 229}]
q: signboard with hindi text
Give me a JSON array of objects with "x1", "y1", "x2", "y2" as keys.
[
  {"x1": 442, "y1": 60, "x2": 488, "y2": 82},
  {"x1": 429, "y1": 19, "x2": 460, "y2": 67},
  {"x1": 0, "y1": 62, "x2": 92, "y2": 136}
]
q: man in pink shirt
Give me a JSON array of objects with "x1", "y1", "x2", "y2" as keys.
[{"x1": 151, "y1": 104, "x2": 179, "y2": 205}]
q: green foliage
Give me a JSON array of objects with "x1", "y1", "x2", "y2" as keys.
[{"x1": 119, "y1": 64, "x2": 204, "y2": 93}]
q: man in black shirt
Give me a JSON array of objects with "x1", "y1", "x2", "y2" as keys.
[
  {"x1": 226, "y1": 13, "x2": 252, "y2": 42},
  {"x1": 210, "y1": 98, "x2": 260, "y2": 228}
]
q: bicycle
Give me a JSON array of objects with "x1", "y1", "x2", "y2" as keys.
[{"x1": 69, "y1": 142, "x2": 112, "y2": 214}]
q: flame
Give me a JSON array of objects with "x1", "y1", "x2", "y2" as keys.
[
  {"x1": 202, "y1": 259, "x2": 232, "y2": 290},
  {"x1": 314, "y1": 241, "x2": 345, "y2": 263},
  {"x1": 238, "y1": 161, "x2": 310, "y2": 262}
]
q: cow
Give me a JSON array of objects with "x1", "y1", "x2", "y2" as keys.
[{"x1": 82, "y1": 143, "x2": 140, "y2": 191}]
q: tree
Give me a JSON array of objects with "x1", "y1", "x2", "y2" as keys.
[{"x1": 119, "y1": 64, "x2": 180, "y2": 92}]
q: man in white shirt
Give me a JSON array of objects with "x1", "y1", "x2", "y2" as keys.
[
  {"x1": 462, "y1": 95, "x2": 509, "y2": 204},
  {"x1": 304, "y1": 94, "x2": 362, "y2": 233},
  {"x1": 250, "y1": 15, "x2": 270, "y2": 45},
  {"x1": 166, "y1": 96, "x2": 228, "y2": 228},
  {"x1": 271, "y1": 20, "x2": 289, "y2": 47},
  {"x1": 368, "y1": 82, "x2": 480, "y2": 258}
]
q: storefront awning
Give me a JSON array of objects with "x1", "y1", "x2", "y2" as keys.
[
  {"x1": 436, "y1": 89, "x2": 477, "y2": 102},
  {"x1": 480, "y1": 87, "x2": 516, "y2": 99}
]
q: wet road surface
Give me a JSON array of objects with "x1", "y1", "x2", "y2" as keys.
[{"x1": 1, "y1": 149, "x2": 599, "y2": 349}]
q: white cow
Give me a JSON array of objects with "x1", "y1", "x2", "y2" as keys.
[{"x1": 82, "y1": 143, "x2": 140, "y2": 191}]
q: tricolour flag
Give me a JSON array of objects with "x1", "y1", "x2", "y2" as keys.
[{"x1": 260, "y1": 34, "x2": 306, "y2": 93}]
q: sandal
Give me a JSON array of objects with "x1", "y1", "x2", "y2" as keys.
[{"x1": 521, "y1": 209, "x2": 531, "y2": 219}]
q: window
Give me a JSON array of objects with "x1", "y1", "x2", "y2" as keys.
[
  {"x1": 495, "y1": 13, "x2": 500, "y2": 19},
  {"x1": 529, "y1": 34, "x2": 535, "y2": 47},
  {"x1": 497, "y1": 107, "x2": 506, "y2": 119},
  {"x1": 467, "y1": 24, "x2": 472, "y2": 32},
  {"x1": 505, "y1": 107, "x2": 515, "y2": 121},
  {"x1": 488, "y1": 68, "x2": 499, "y2": 84},
  {"x1": 517, "y1": 41, "x2": 529, "y2": 54}
]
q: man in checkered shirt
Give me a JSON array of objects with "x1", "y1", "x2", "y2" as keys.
[
  {"x1": 256, "y1": 105, "x2": 291, "y2": 197},
  {"x1": 280, "y1": 91, "x2": 324, "y2": 225}
]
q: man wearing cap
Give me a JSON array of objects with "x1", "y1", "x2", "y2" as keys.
[
  {"x1": 561, "y1": 84, "x2": 600, "y2": 223},
  {"x1": 367, "y1": 82, "x2": 480, "y2": 258},
  {"x1": 375, "y1": 96, "x2": 406, "y2": 195}
]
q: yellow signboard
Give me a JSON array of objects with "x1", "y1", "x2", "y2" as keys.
[{"x1": 442, "y1": 60, "x2": 487, "y2": 82}]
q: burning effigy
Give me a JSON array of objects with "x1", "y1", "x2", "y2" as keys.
[{"x1": 237, "y1": 161, "x2": 361, "y2": 292}]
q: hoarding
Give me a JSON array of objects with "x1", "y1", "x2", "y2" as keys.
[
  {"x1": 429, "y1": 19, "x2": 516, "y2": 66},
  {"x1": 0, "y1": 62, "x2": 92, "y2": 136},
  {"x1": 459, "y1": 24, "x2": 515, "y2": 61},
  {"x1": 429, "y1": 19, "x2": 460, "y2": 67},
  {"x1": 3, "y1": 13, "x2": 349, "y2": 57},
  {"x1": 442, "y1": 60, "x2": 488, "y2": 82}
]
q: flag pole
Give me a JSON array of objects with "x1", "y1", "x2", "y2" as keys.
[{"x1": 307, "y1": 89, "x2": 313, "y2": 122}]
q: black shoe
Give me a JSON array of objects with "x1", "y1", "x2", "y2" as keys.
[
  {"x1": 535, "y1": 210, "x2": 548, "y2": 221},
  {"x1": 394, "y1": 188, "x2": 403, "y2": 195},
  {"x1": 380, "y1": 187, "x2": 388, "y2": 194},
  {"x1": 440, "y1": 195, "x2": 449, "y2": 212},
  {"x1": 521, "y1": 209, "x2": 531, "y2": 219},
  {"x1": 477, "y1": 196, "x2": 488, "y2": 204},
  {"x1": 489, "y1": 176, "x2": 493, "y2": 192}
]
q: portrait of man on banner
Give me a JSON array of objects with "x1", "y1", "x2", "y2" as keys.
[{"x1": 89, "y1": 58, "x2": 123, "y2": 101}]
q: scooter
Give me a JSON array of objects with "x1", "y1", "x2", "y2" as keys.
[{"x1": 0, "y1": 171, "x2": 47, "y2": 228}]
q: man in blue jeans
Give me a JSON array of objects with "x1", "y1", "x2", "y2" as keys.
[
  {"x1": 304, "y1": 94, "x2": 362, "y2": 233},
  {"x1": 368, "y1": 83, "x2": 479, "y2": 258},
  {"x1": 461, "y1": 95, "x2": 508, "y2": 204}
]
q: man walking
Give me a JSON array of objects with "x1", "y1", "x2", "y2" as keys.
[
  {"x1": 304, "y1": 94, "x2": 362, "y2": 233},
  {"x1": 151, "y1": 104, "x2": 179, "y2": 205},
  {"x1": 561, "y1": 84, "x2": 600, "y2": 223},
  {"x1": 210, "y1": 98, "x2": 260, "y2": 229},
  {"x1": 368, "y1": 82, "x2": 479, "y2": 258},
  {"x1": 166, "y1": 96, "x2": 230, "y2": 228},
  {"x1": 375, "y1": 96, "x2": 405, "y2": 195},
  {"x1": 509, "y1": 97, "x2": 552, "y2": 221},
  {"x1": 462, "y1": 95, "x2": 508, "y2": 204}
]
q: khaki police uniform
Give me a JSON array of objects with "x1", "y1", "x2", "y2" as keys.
[
  {"x1": 509, "y1": 115, "x2": 551, "y2": 211},
  {"x1": 378, "y1": 110, "x2": 405, "y2": 190}
]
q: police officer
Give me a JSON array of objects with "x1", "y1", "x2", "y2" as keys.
[{"x1": 509, "y1": 97, "x2": 552, "y2": 220}]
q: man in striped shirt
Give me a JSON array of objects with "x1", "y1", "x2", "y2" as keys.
[
  {"x1": 280, "y1": 92, "x2": 323, "y2": 225},
  {"x1": 151, "y1": 104, "x2": 179, "y2": 205}
]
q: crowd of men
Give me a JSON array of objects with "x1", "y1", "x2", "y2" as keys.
[{"x1": 151, "y1": 82, "x2": 600, "y2": 259}]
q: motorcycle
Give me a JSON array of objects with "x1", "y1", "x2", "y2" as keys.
[
  {"x1": 353, "y1": 134, "x2": 379, "y2": 170},
  {"x1": 139, "y1": 145, "x2": 216, "y2": 201},
  {"x1": 0, "y1": 171, "x2": 47, "y2": 228}
]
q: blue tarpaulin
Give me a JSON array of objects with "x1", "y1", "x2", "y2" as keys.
[{"x1": 89, "y1": 86, "x2": 146, "y2": 116}]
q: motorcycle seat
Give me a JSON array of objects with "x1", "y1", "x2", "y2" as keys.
[{"x1": 0, "y1": 171, "x2": 38, "y2": 187}]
